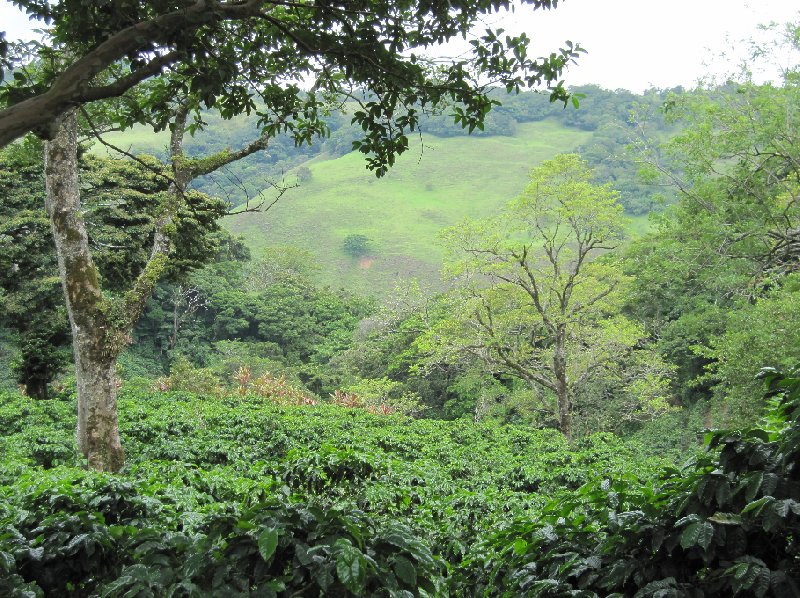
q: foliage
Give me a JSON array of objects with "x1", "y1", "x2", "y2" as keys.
[
  {"x1": 0, "y1": 137, "x2": 225, "y2": 398},
  {"x1": 233, "y1": 367, "x2": 318, "y2": 406},
  {"x1": 429, "y1": 154, "x2": 667, "y2": 436},
  {"x1": 2, "y1": 0, "x2": 582, "y2": 175},
  {"x1": 460, "y1": 367, "x2": 800, "y2": 596},
  {"x1": 154, "y1": 354, "x2": 224, "y2": 397},
  {"x1": 0, "y1": 466, "x2": 445, "y2": 596},
  {"x1": 0, "y1": 383, "x2": 670, "y2": 594},
  {"x1": 704, "y1": 275, "x2": 800, "y2": 421},
  {"x1": 624, "y1": 25, "x2": 800, "y2": 421},
  {"x1": 17, "y1": 353, "x2": 800, "y2": 596},
  {"x1": 338, "y1": 377, "x2": 427, "y2": 417},
  {"x1": 343, "y1": 233, "x2": 372, "y2": 258},
  {"x1": 0, "y1": 136, "x2": 69, "y2": 399},
  {"x1": 142, "y1": 255, "x2": 371, "y2": 391}
]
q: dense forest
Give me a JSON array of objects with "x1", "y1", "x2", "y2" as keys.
[{"x1": 1, "y1": 1, "x2": 799, "y2": 595}]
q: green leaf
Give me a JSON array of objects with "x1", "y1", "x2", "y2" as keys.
[
  {"x1": 512, "y1": 538, "x2": 528, "y2": 556},
  {"x1": 335, "y1": 540, "x2": 365, "y2": 593},
  {"x1": 753, "y1": 567, "x2": 771, "y2": 598},
  {"x1": 742, "y1": 496, "x2": 774, "y2": 516},
  {"x1": 393, "y1": 555, "x2": 417, "y2": 587},
  {"x1": 258, "y1": 528, "x2": 279, "y2": 562},
  {"x1": 745, "y1": 471, "x2": 764, "y2": 503},
  {"x1": 708, "y1": 512, "x2": 742, "y2": 525},
  {"x1": 0, "y1": 551, "x2": 14, "y2": 571},
  {"x1": 680, "y1": 520, "x2": 714, "y2": 551}
]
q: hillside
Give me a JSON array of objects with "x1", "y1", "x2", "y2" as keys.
[
  {"x1": 225, "y1": 119, "x2": 595, "y2": 295},
  {"x1": 95, "y1": 87, "x2": 664, "y2": 297}
]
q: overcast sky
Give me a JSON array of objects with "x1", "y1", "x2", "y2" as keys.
[{"x1": 1, "y1": 0, "x2": 797, "y2": 93}]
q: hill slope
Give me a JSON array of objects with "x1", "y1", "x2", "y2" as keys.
[{"x1": 225, "y1": 119, "x2": 594, "y2": 295}]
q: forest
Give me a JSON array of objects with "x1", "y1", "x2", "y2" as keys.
[{"x1": 1, "y1": 1, "x2": 799, "y2": 596}]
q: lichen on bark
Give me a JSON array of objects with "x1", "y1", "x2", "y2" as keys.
[{"x1": 45, "y1": 108, "x2": 126, "y2": 472}]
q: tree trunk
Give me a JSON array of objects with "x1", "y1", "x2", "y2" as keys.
[
  {"x1": 42, "y1": 98, "x2": 269, "y2": 471},
  {"x1": 73, "y1": 347, "x2": 125, "y2": 471},
  {"x1": 45, "y1": 109, "x2": 125, "y2": 471},
  {"x1": 553, "y1": 328, "x2": 572, "y2": 440}
]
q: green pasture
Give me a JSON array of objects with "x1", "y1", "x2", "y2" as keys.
[
  {"x1": 226, "y1": 119, "x2": 595, "y2": 295},
  {"x1": 94, "y1": 117, "x2": 652, "y2": 298}
]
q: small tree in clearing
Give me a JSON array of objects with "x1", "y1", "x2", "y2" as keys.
[{"x1": 343, "y1": 234, "x2": 372, "y2": 258}]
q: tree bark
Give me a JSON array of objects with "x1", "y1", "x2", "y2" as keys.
[
  {"x1": 553, "y1": 326, "x2": 572, "y2": 440},
  {"x1": 45, "y1": 109, "x2": 125, "y2": 471}
]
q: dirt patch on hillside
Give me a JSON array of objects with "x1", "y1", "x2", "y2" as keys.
[{"x1": 358, "y1": 257, "x2": 375, "y2": 269}]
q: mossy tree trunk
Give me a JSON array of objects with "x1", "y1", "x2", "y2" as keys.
[
  {"x1": 552, "y1": 326, "x2": 572, "y2": 440},
  {"x1": 45, "y1": 109, "x2": 173, "y2": 471},
  {"x1": 44, "y1": 103, "x2": 271, "y2": 472},
  {"x1": 45, "y1": 109, "x2": 126, "y2": 471}
]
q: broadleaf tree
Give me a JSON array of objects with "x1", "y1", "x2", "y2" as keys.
[
  {"x1": 0, "y1": 0, "x2": 582, "y2": 158},
  {"x1": 426, "y1": 154, "x2": 671, "y2": 438},
  {"x1": 624, "y1": 22, "x2": 800, "y2": 416}
]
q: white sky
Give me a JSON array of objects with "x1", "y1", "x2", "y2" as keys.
[{"x1": 1, "y1": 0, "x2": 798, "y2": 93}]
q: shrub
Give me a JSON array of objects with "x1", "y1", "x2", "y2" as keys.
[
  {"x1": 343, "y1": 234, "x2": 371, "y2": 258},
  {"x1": 462, "y1": 367, "x2": 800, "y2": 596}
]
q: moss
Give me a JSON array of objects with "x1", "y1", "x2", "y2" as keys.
[
  {"x1": 98, "y1": 253, "x2": 170, "y2": 359},
  {"x1": 85, "y1": 405, "x2": 125, "y2": 472}
]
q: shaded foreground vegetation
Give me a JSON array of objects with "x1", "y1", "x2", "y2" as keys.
[{"x1": 1, "y1": 368, "x2": 798, "y2": 595}]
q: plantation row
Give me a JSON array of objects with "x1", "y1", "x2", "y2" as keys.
[{"x1": 1, "y1": 368, "x2": 799, "y2": 595}]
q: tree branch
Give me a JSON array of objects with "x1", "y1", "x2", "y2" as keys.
[{"x1": 0, "y1": 0, "x2": 270, "y2": 147}]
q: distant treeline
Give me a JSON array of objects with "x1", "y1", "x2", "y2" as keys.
[{"x1": 178, "y1": 85, "x2": 679, "y2": 215}]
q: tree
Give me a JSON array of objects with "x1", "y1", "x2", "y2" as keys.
[
  {"x1": 624, "y1": 22, "x2": 800, "y2": 414},
  {"x1": 0, "y1": 136, "x2": 70, "y2": 399},
  {"x1": 343, "y1": 234, "x2": 372, "y2": 258},
  {"x1": 427, "y1": 154, "x2": 665, "y2": 438},
  {"x1": 0, "y1": 134, "x2": 226, "y2": 399},
  {"x1": 705, "y1": 274, "x2": 800, "y2": 422},
  {"x1": 1, "y1": 0, "x2": 581, "y2": 162},
  {"x1": 42, "y1": 99, "x2": 275, "y2": 470},
  {"x1": 295, "y1": 166, "x2": 312, "y2": 184}
]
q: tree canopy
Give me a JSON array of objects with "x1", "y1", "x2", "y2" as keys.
[
  {"x1": 423, "y1": 154, "x2": 671, "y2": 437},
  {"x1": 1, "y1": 0, "x2": 581, "y2": 175}
]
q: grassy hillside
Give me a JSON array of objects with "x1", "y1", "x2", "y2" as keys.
[
  {"x1": 226, "y1": 119, "x2": 596, "y2": 295},
  {"x1": 98, "y1": 116, "x2": 650, "y2": 297}
]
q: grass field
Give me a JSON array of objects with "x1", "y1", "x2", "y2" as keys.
[
  {"x1": 97, "y1": 117, "x2": 652, "y2": 298},
  {"x1": 225, "y1": 119, "x2": 599, "y2": 295}
]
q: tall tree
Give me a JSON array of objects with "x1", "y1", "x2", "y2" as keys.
[
  {"x1": 43, "y1": 99, "x2": 272, "y2": 470},
  {"x1": 427, "y1": 154, "x2": 663, "y2": 438}
]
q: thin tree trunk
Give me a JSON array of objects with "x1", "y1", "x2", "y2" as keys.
[
  {"x1": 45, "y1": 109, "x2": 125, "y2": 471},
  {"x1": 553, "y1": 328, "x2": 572, "y2": 440},
  {"x1": 169, "y1": 286, "x2": 180, "y2": 350}
]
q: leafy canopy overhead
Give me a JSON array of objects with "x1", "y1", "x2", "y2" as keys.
[{"x1": 1, "y1": 0, "x2": 582, "y2": 174}]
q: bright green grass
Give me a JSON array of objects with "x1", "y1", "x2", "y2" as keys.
[
  {"x1": 91, "y1": 125, "x2": 169, "y2": 157},
  {"x1": 94, "y1": 118, "x2": 651, "y2": 297},
  {"x1": 226, "y1": 119, "x2": 594, "y2": 295},
  {"x1": 91, "y1": 110, "x2": 262, "y2": 158},
  {"x1": 625, "y1": 213, "x2": 651, "y2": 238}
]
